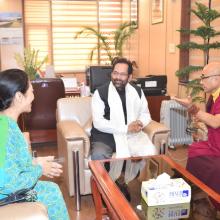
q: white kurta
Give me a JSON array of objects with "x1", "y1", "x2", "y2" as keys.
[{"x1": 92, "y1": 82, "x2": 158, "y2": 158}]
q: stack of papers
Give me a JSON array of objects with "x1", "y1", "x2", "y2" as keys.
[{"x1": 61, "y1": 77, "x2": 77, "y2": 89}]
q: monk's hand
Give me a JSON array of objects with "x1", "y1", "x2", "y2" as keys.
[
  {"x1": 35, "y1": 156, "x2": 63, "y2": 178},
  {"x1": 171, "y1": 95, "x2": 192, "y2": 108},
  {"x1": 128, "y1": 120, "x2": 143, "y2": 133},
  {"x1": 187, "y1": 104, "x2": 200, "y2": 116}
]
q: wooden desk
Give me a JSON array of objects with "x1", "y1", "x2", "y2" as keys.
[
  {"x1": 65, "y1": 88, "x2": 80, "y2": 97},
  {"x1": 146, "y1": 95, "x2": 170, "y2": 122},
  {"x1": 18, "y1": 114, "x2": 57, "y2": 144},
  {"x1": 89, "y1": 155, "x2": 220, "y2": 220}
]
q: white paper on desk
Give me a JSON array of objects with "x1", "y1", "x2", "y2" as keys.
[
  {"x1": 61, "y1": 77, "x2": 77, "y2": 89},
  {"x1": 145, "y1": 81, "x2": 157, "y2": 87}
]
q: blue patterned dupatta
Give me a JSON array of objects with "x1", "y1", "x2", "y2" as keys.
[
  {"x1": 0, "y1": 185, "x2": 37, "y2": 206},
  {"x1": 0, "y1": 115, "x2": 37, "y2": 206},
  {"x1": 0, "y1": 115, "x2": 8, "y2": 187}
]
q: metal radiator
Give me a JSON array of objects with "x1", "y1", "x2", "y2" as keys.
[{"x1": 160, "y1": 100, "x2": 193, "y2": 146}]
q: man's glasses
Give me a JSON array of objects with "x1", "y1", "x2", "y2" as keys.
[
  {"x1": 200, "y1": 74, "x2": 220, "y2": 80},
  {"x1": 112, "y1": 71, "x2": 128, "y2": 77}
]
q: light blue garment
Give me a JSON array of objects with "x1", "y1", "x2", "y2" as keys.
[{"x1": 0, "y1": 115, "x2": 69, "y2": 220}]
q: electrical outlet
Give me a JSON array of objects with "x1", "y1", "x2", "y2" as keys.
[{"x1": 169, "y1": 43, "x2": 176, "y2": 53}]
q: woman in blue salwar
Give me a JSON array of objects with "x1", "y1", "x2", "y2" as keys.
[{"x1": 0, "y1": 69, "x2": 69, "y2": 220}]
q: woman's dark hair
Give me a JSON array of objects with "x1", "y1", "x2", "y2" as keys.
[
  {"x1": 112, "y1": 57, "x2": 133, "y2": 75},
  {"x1": 0, "y1": 69, "x2": 29, "y2": 111}
]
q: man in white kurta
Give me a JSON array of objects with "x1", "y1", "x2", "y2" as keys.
[{"x1": 90, "y1": 57, "x2": 158, "y2": 160}]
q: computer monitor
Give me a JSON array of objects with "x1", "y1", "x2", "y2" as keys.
[{"x1": 87, "y1": 65, "x2": 112, "y2": 93}]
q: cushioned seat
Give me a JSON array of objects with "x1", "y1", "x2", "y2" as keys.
[
  {"x1": 56, "y1": 96, "x2": 170, "y2": 196},
  {"x1": 0, "y1": 202, "x2": 48, "y2": 220}
]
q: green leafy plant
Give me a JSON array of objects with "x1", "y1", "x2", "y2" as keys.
[
  {"x1": 176, "y1": 2, "x2": 220, "y2": 102},
  {"x1": 15, "y1": 46, "x2": 48, "y2": 80},
  {"x1": 74, "y1": 21, "x2": 137, "y2": 63}
]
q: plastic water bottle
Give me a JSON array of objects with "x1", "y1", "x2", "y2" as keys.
[{"x1": 80, "y1": 82, "x2": 86, "y2": 97}]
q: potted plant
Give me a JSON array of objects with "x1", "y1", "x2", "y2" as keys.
[
  {"x1": 15, "y1": 46, "x2": 48, "y2": 80},
  {"x1": 176, "y1": 1, "x2": 220, "y2": 102},
  {"x1": 74, "y1": 21, "x2": 137, "y2": 64}
]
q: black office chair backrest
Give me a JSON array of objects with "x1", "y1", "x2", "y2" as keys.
[{"x1": 87, "y1": 65, "x2": 112, "y2": 93}]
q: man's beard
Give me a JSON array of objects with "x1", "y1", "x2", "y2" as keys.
[{"x1": 112, "y1": 79, "x2": 127, "y2": 91}]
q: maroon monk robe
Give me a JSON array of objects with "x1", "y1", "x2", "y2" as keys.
[
  {"x1": 186, "y1": 95, "x2": 220, "y2": 209},
  {"x1": 188, "y1": 95, "x2": 220, "y2": 158}
]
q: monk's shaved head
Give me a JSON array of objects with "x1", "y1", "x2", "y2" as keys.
[
  {"x1": 203, "y1": 62, "x2": 220, "y2": 76},
  {"x1": 201, "y1": 62, "x2": 220, "y2": 93}
]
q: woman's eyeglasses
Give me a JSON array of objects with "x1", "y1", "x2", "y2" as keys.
[{"x1": 200, "y1": 74, "x2": 220, "y2": 80}]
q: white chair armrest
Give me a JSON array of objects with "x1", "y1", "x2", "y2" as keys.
[
  {"x1": 143, "y1": 120, "x2": 170, "y2": 154},
  {"x1": 57, "y1": 120, "x2": 90, "y2": 157}
]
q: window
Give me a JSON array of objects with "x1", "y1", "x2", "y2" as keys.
[{"x1": 23, "y1": 0, "x2": 122, "y2": 72}]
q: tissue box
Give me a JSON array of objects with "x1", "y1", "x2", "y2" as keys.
[
  {"x1": 141, "y1": 199, "x2": 190, "y2": 220},
  {"x1": 141, "y1": 178, "x2": 191, "y2": 206}
]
